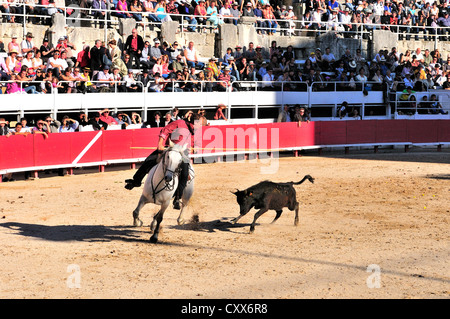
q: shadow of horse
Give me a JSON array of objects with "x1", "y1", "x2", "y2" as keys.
[
  {"x1": 169, "y1": 217, "x2": 252, "y2": 233},
  {"x1": 0, "y1": 222, "x2": 147, "y2": 243}
]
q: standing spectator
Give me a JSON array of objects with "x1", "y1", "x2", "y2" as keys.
[
  {"x1": 124, "y1": 29, "x2": 144, "y2": 69},
  {"x1": 108, "y1": 39, "x2": 127, "y2": 77},
  {"x1": 90, "y1": 40, "x2": 105, "y2": 77},
  {"x1": 75, "y1": 45, "x2": 90, "y2": 70}
]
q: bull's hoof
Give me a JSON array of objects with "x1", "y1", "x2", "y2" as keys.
[
  {"x1": 133, "y1": 218, "x2": 143, "y2": 227},
  {"x1": 177, "y1": 218, "x2": 185, "y2": 226},
  {"x1": 149, "y1": 235, "x2": 158, "y2": 243}
]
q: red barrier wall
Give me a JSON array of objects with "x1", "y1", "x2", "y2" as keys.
[{"x1": 1, "y1": 120, "x2": 449, "y2": 172}]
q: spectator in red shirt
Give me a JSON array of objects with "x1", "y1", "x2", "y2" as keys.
[{"x1": 99, "y1": 108, "x2": 118, "y2": 126}]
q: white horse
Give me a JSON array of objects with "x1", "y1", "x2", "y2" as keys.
[{"x1": 132, "y1": 143, "x2": 195, "y2": 243}]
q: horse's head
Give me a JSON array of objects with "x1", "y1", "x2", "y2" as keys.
[{"x1": 163, "y1": 141, "x2": 188, "y2": 183}]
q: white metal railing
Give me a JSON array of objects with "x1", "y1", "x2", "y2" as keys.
[
  {"x1": 3, "y1": 79, "x2": 449, "y2": 122},
  {"x1": 1, "y1": 2, "x2": 450, "y2": 44}
]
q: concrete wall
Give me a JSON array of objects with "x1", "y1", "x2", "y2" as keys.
[{"x1": 1, "y1": 16, "x2": 448, "y2": 63}]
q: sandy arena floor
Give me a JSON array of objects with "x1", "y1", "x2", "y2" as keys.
[{"x1": 0, "y1": 149, "x2": 449, "y2": 299}]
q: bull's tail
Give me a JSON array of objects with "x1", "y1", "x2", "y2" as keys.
[{"x1": 292, "y1": 175, "x2": 315, "y2": 185}]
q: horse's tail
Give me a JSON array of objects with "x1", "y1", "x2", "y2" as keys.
[{"x1": 292, "y1": 175, "x2": 315, "y2": 185}]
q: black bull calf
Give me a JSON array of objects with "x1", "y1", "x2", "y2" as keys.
[{"x1": 231, "y1": 175, "x2": 315, "y2": 233}]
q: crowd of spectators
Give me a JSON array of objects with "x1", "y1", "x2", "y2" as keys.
[
  {"x1": 302, "y1": 0, "x2": 450, "y2": 40},
  {"x1": 2, "y1": 28, "x2": 450, "y2": 104},
  {"x1": 2, "y1": 0, "x2": 450, "y2": 38}
]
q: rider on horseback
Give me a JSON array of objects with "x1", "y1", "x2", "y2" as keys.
[{"x1": 125, "y1": 112, "x2": 203, "y2": 210}]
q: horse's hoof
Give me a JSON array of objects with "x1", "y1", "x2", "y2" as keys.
[
  {"x1": 133, "y1": 219, "x2": 143, "y2": 227},
  {"x1": 149, "y1": 235, "x2": 158, "y2": 243}
]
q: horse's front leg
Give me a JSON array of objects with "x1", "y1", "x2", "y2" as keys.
[
  {"x1": 132, "y1": 195, "x2": 147, "y2": 227},
  {"x1": 150, "y1": 202, "x2": 170, "y2": 243}
]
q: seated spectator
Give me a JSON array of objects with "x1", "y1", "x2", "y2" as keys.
[
  {"x1": 261, "y1": 67, "x2": 275, "y2": 90},
  {"x1": 179, "y1": 1, "x2": 197, "y2": 32},
  {"x1": 263, "y1": 4, "x2": 278, "y2": 35},
  {"x1": 142, "y1": 0, "x2": 161, "y2": 27},
  {"x1": 130, "y1": 0, "x2": 144, "y2": 24},
  {"x1": 0, "y1": 118, "x2": 12, "y2": 137},
  {"x1": 32, "y1": 119, "x2": 50, "y2": 139},
  {"x1": 293, "y1": 105, "x2": 311, "y2": 125},
  {"x1": 217, "y1": 66, "x2": 234, "y2": 92},
  {"x1": 184, "y1": 41, "x2": 205, "y2": 69},
  {"x1": 97, "y1": 65, "x2": 114, "y2": 92},
  {"x1": 194, "y1": 0, "x2": 208, "y2": 32},
  {"x1": 12, "y1": 122, "x2": 30, "y2": 136},
  {"x1": 99, "y1": 109, "x2": 119, "y2": 127},
  {"x1": 230, "y1": 2, "x2": 241, "y2": 26},
  {"x1": 148, "y1": 72, "x2": 167, "y2": 92},
  {"x1": 89, "y1": 112, "x2": 108, "y2": 130},
  {"x1": 114, "y1": 0, "x2": 133, "y2": 19},
  {"x1": 213, "y1": 103, "x2": 227, "y2": 120},
  {"x1": 220, "y1": 2, "x2": 233, "y2": 24},
  {"x1": 59, "y1": 67, "x2": 78, "y2": 93},
  {"x1": 123, "y1": 70, "x2": 141, "y2": 92},
  {"x1": 59, "y1": 116, "x2": 79, "y2": 132},
  {"x1": 277, "y1": 105, "x2": 292, "y2": 122},
  {"x1": 429, "y1": 94, "x2": 448, "y2": 114},
  {"x1": 131, "y1": 112, "x2": 142, "y2": 125},
  {"x1": 114, "y1": 112, "x2": 131, "y2": 129}
]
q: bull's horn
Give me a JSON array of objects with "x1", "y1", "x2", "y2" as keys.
[{"x1": 169, "y1": 140, "x2": 175, "y2": 147}]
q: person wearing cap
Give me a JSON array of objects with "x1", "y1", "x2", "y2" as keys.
[
  {"x1": 8, "y1": 35, "x2": 20, "y2": 55},
  {"x1": 5, "y1": 49, "x2": 18, "y2": 75},
  {"x1": 97, "y1": 65, "x2": 114, "y2": 90},
  {"x1": 233, "y1": 45, "x2": 243, "y2": 62},
  {"x1": 230, "y1": 2, "x2": 240, "y2": 26},
  {"x1": 47, "y1": 50, "x2": 66, "y2": 77},
  {"x1": 242, "y1": 2, "x2": 255, "y2": 19},
  {"x1": 124, "y1": 111, "x2": 205, "y2": 211},
  {"x1": 39, "y1": 37, "x2": 55, "y2": 63},
  {"x1": 149, "y1": 38, "x2": 162, "y2": 67},
  {"x1": 21, "y1": 32, "x2": 38, "y2": 57},
  {"x1": 217, "y1": 66, "x2": 234, "y2": 91},
  {"x1": 99, "y1": 109, "x2": 118, "y2": 125}
]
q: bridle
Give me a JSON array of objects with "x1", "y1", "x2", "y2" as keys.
[{"x1": 150, "y1": 148, "x2": 184, "y2": 200}]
